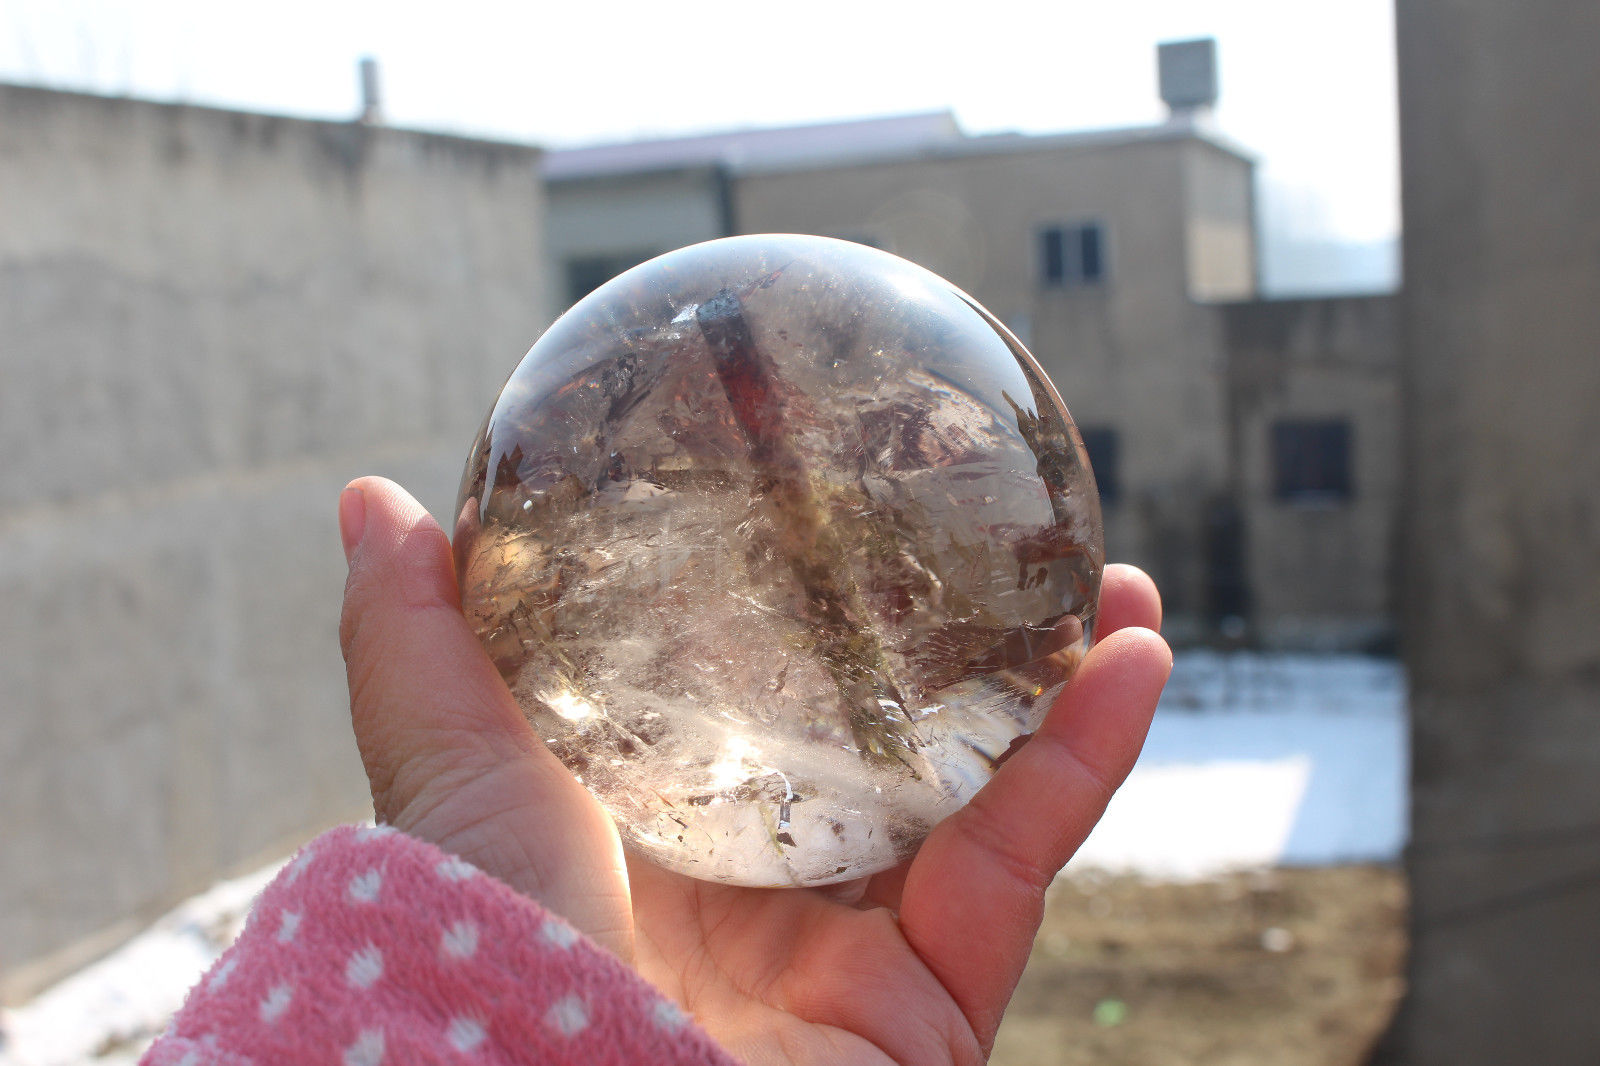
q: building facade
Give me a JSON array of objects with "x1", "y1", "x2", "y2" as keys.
[
  {"x1": 1220, "y1": 295, "x2": 1401, "y2": 651},
  {"x1": 541, "y1": 110, "x2": 961, "y2": 314},
  {"x1": 547, "y1": 115, "x2": 1397, "y2": 649}
]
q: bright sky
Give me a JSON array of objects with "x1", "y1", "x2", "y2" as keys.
[{"x1": 2, "y1": 0, "x2": 1399, "y2": 288}]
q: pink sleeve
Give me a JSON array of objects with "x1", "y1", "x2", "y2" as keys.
[{"x1": 140, "y1": 825, "x2": 742, "y2": 1066}]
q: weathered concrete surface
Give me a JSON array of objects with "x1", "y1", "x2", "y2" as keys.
[
  {"x1": 1376, "y1": 1, "x2": 1600, "y2": 1061},
  {"x1": 0, "y1": 85, "x2": 548, "y2": 998},
  {"x1": 1221, "y1": 296, "x2": 1400, "y2": 650}
]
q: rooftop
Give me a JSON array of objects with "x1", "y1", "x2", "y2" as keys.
[
  {"x1": 541, "y1": 109, "x2": 963, "y2": 180},
  {"x1": 542, "y1": 109, "x2": 1253, "y2": 183}
]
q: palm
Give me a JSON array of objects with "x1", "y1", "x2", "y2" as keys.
[
  {"x1": 630, "y1": 862, "x2": 976, "y2": 1064},
  {"x1": 339, "y1": 477, "x2": 1169, "y2": 1065}
]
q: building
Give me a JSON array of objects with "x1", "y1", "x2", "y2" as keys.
[
  {"x1": 544, "y1": 47, "x2": 1399, "y2": 650},
  {"x1": 1220, "y1": 295, "x2": 1400, "y2": 651},
  {"x1": 730, "y1": 121, "x2": 1258, "y2": 643},
  {"x1": 542, "y1": 110, "x2": 962, "y2": 313}
]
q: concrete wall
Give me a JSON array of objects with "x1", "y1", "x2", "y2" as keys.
[
  {"x1": 733, "y1": 137, "x2": 1246, "y2": 637},
  {"x1": 1376, "y1": 0, "x2": 1600, "y2": 1060},
  {"x1": 0, "y1": 85, "x2": 548, "y2": 998},
  {"x1": 1221, "y1": 296, "x2": 1400, "y2": 650}
]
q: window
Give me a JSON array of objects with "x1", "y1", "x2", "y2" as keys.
[
  {"x1": 1078, "y1": 426, "x2": 1120, "y2": 504},
  {"x1": 564, "y1": 250, "x2": 658, "y2": 306},
  {"x1": 1272, "y1": 420, "x2": 1352, "y2": 502},
  {"x1": 1039, "y1": 223, "x2": 1108, "y2": 288}
]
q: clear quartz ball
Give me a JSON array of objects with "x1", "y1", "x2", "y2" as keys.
[{"x1": 454, "y1": 234, "x2": 1103, "y2": 886}]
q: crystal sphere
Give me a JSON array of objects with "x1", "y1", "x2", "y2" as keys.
[{"x1": 454, "y1": 234, "x2": 1103, "y2": 887}]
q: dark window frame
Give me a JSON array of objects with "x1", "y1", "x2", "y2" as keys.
[
  {"x1": 564, "y1": 249, "x2": 659, "y2": 306},
  {"x1": 1271, "y1": 419, "x2": 1354, "y2": 503},
  {"x1": 1038, "y1": 222, "x2": 1109, "y2": 289},
  {"x1": 1078, "y1": 426, "x2": 1121, "y2": 505}
]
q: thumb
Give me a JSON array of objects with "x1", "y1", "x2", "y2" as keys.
[{"x1": 337, "y1": 475, "x2": 635, "y2": 961}]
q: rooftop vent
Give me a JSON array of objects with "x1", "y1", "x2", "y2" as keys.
[
  {"x1": 1158, "y1": 38, "x2": 1219, "y2": 122},
  {"x1": 358, "y1": 57, "x2": 383, "y2": 124}
]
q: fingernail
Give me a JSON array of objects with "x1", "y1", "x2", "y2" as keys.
[{"x1": 339, "y1": 486, "x2": 366, "y2": 564}]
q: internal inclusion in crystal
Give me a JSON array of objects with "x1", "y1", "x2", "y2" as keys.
[{"x1": 454, "y1": 235, "x2": 1104, "y2": 887}]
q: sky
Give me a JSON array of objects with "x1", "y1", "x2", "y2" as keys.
[{"x1": 1, "y1": 0, "x2": 1400, "y2": 292}]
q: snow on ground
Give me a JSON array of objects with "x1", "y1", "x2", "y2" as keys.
[
  {"x1": 0, "y1": 863, "x2": 282, "y2": 1066},
  {"x1": 0, "y1": 651, "x2": 1407, "y2": 1065},
  {"x1": 1072, "y1": 651, "x2": 1408, "y2": 878}
]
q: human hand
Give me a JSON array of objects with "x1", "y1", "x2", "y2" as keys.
[{"x1": 338, "y1": 476, "x2": 1170, "y2": 1064}]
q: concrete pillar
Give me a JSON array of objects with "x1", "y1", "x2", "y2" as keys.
[{"x1": 1379, "y1": 1, "x2": 1600, "y2": 1060}]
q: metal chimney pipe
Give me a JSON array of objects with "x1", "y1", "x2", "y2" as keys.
[{"x1": 358, "y1": 57, "x2": 382, "y2": 124}]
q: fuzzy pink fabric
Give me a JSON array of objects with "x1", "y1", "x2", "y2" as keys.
[{"x1": 140, "y1": 825, "x2": 741, "y2": 1066}]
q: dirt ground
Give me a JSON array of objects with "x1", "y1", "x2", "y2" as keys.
[{"x1": 991, "y1": 865, "x2": 1408, "y2": 1066}]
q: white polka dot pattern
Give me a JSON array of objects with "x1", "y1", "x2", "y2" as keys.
[
  {"x1": 543, "y1": 995, "x2": 589, "y2": 1038},
  {"x1": 347, "y1": 869, "x2": 382, "y2": 903},
  {"x1": 346, "y1": 944, "x2": 384, "y2": 989},
  {"x1": 206, "y1": 956, "x2": 238, "y2": 993},
  {"x1": 148, "y1": 825, "x2": 740, "y2": 1066},
  {"x1": 283, "y1": 849, "x2": 315, "y2": 884},
  {"x1": 446, "y1": 1015, "x2": 487, "y2": 1052},
  {"x1": 441, "y1": 920, "x2": 479, "y2": 960},
  {"x1": 259, "y1": 983, "x2": 292, "y2": 1023},
  {"x1": 653, "y1": 999, "x2": 688, "y2": 1032},
  {"x1": 539, "y1": 918, "x2": 578, "y2": 950},
  {"x1": 343, "y1": 1028, "x2": 385, "y2": 1066},
  {"x1": 276, "y1": 910, "x2": 301, "y2": 944}
]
